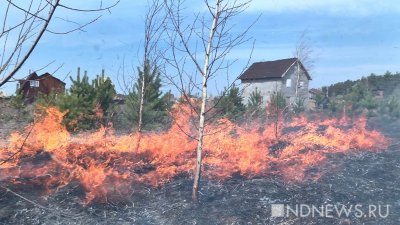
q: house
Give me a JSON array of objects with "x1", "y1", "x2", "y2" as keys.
[
  {"x1": 239, "y1": 58, "x2": 311, "y2": 107},
  {"x1": 17, "y1": 72, "x2": 65, "y2": 101}
]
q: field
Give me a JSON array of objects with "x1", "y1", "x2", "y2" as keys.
[{"x1": 0, "y1": 102, "x2": 399, "y2": 225}]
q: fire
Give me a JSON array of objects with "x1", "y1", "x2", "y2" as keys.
[{"x1": 0, "y1": 104, "x2": 390, "y2": 204}]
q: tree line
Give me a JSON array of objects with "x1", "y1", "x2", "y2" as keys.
[
  {"x1": 22, "y1": 66, "x2": 294, "y2": 132},
  {"x1": 320, "y1": 71, "x2": 400, "y2": 118}
]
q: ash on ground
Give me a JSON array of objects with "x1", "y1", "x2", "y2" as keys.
[{"x1": 1, "y1": 120, "x2": 400, "y2": 225}]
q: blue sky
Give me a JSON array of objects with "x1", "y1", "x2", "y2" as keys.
[{"x1": 1, "y1": 0, "x2": 399, "y2": 95}]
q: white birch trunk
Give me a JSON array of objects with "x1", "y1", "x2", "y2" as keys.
[{"x1": 192, "y1": 0, "x2": 220, "y2": 203}]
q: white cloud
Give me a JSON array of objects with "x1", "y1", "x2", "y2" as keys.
[{"x1": 247, "y1": 0, "x2": 400, "y2": 16}]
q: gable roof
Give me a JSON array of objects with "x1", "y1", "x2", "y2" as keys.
[
  {"x1": 24, "y1": 72, "x2": 39, "y2": 81},
  {"x1": 20, "y1": 72, "x2": 65, "y2": 84},
  {"x1": 37, "y1": 72, "x2": 66, "y2": 85},
  {"x1": 239, "y1": 58, "x2": 311, "y2": 81}
]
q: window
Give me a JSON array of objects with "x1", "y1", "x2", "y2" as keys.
[
  {"x1": 16, "y1": 83, "x2": 20, "y2": 90},
  {"x1": 286, "y1": 79, "x2": 291, "y2": 87},
  {"x1": 299, "y1": 81, "x2": 305, "y2": 89},
  {"x1": 29, "y1": 80, "x2": 40, "y2": 87}
]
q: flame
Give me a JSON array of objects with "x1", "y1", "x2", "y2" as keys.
[{"x1": 0, "y1": 105, "x2": 390, "y2": 204}]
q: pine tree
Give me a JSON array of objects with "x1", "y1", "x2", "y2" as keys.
[
  {"x1": 245, "y1": 88, "x2": 265, "y2": 119},
  {"x1": 247, "y1": 88, "x2": 263, "y2": 109},
  {"x1": 55, "y1": 68, "x2": 116, "y2": 131},
  {"x1": 268, "y1": 91, "x2": 287, "y2": 112},
  {"x1": 57, "y1": 69, "x2": 96, "y2": 130},
  {"x1": 92, "y1": 69, "x2": 116, "y2": 116},
  {"x1": 215, "y1": 84, "x2": 245, "y2": 119},
  {"x1": 126, "y1": 62, "x2": 170, "y2": 130}
]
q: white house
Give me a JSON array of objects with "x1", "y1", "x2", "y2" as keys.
[{"x1": 239, "y1": 58, "x2": 311, "y2": 106}]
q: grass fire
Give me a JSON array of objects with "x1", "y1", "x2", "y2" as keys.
[
  {"x1": 1, "y1": 0, "x2": 399, "y2": 224},
  {"x1": 0, "y1": 104, "x2": 389, "y2": 205}
]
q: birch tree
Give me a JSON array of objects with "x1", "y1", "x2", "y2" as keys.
[
  {"x1": 0, "y1": 0, "x2": 119, "y2": 88},
  {"x1": 136, "y1": 0, "x2": 166, "y2": 134},
  {"x1": 293, "y1": 32, "x2": 314, "y2": 100},
  {"x1": 163, "y1": 0, "x2": 254, "y2": 203}
]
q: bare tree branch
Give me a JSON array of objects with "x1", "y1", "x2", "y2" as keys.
[
  {"x1": 57, "y1": 1, "x2": 120, "y2": 13},
  {"x1": 0, "y1": 0, "x2": 120, "y2": 88},
  {"x1": 0, "y1": 0, "x2": 61, "y2": 87},
  {"x1": 47, "y1": 15, "x2": 102, "y2": 34}
]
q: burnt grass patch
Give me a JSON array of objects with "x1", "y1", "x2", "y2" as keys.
[{"x1": 1, "y1": 123, "x2": 400, "y2": 224}]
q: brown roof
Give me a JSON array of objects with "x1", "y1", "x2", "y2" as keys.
[
  {"x1": 239, "y1": 58, "x2": 311, "y2": 80},
  {"x1": 37, "y1": 72, "x2": 66, "y2": 85},
  {"x1": 24, "y1": 72, "x2": 39, "y2": 80},
  {"x1": 21, "y1": 72, "x2": 65, "y2": 84}
]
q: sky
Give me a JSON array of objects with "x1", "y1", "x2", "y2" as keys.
[{"x1": 1, "y1": 0, "x2": 399, "y2": 96}]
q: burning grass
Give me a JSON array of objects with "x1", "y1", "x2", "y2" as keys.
[{"x1": 0, "y1": 104, "x2": 390, "y2": 204}]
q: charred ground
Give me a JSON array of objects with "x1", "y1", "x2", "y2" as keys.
[{"x1": 0, "y1": 119, "x2": 399, "y2": 225}]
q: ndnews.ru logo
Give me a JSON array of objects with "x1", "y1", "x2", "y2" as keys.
[{"x1": 271, "y1": 204, "x2": 390, "y2": 218}]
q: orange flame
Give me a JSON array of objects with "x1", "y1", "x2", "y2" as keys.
[{"x1": 0, "y1": 105, "x2": 390, "y2": 204}]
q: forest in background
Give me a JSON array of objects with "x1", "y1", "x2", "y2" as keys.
[
  {"x1": 2, "y1": 70, "x2": 400, "y2": 135},
  {"x1": 319, "y1": 71, "x2": 400, "y2": 118}
]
